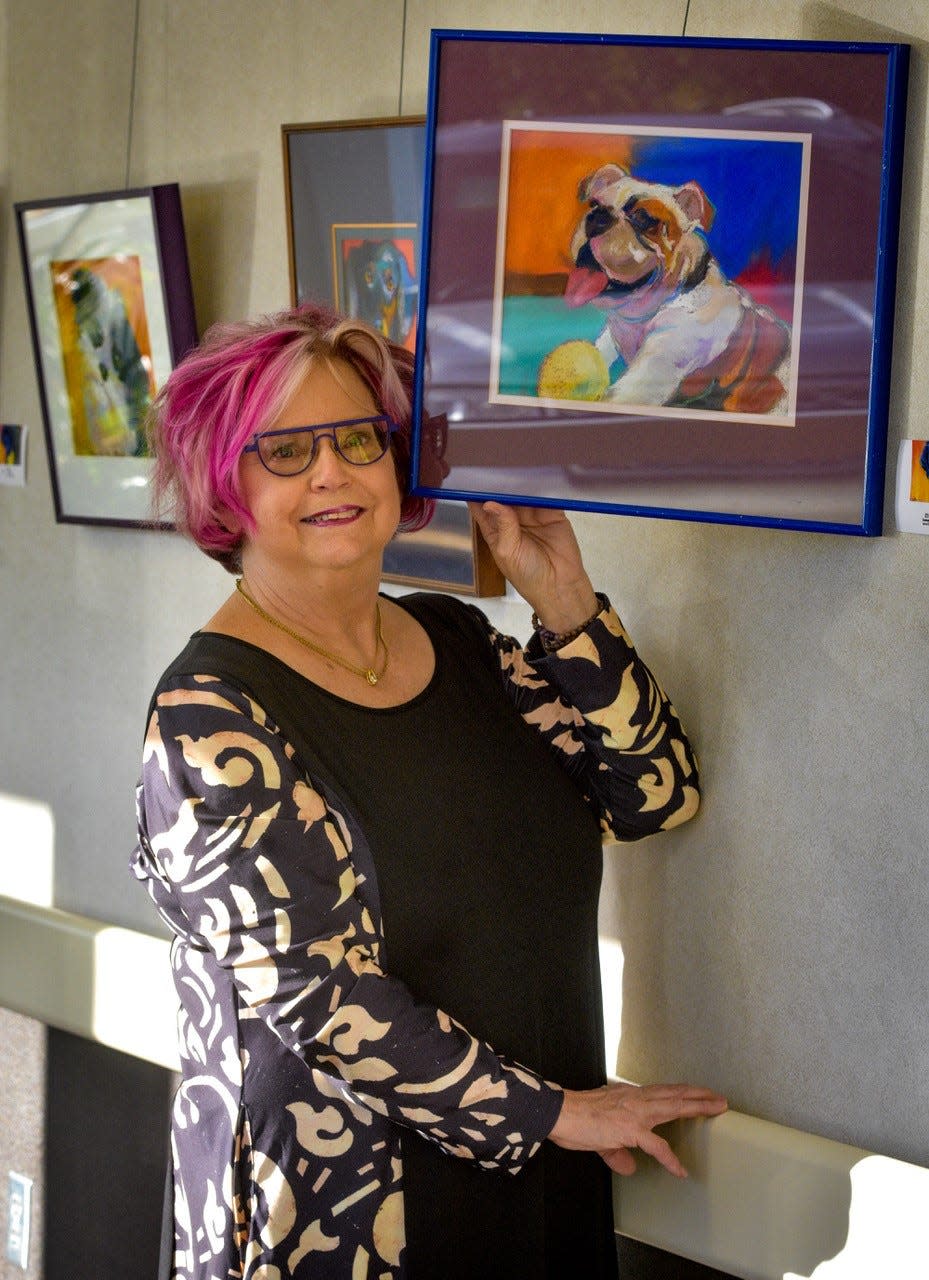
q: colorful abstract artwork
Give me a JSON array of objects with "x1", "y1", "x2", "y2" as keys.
[
  {"x1": 0, "y1": 424, "x2": 27, "y2": 488},
  {"x1": 332, "y1": 225, "x2": 419, "y2": 352},
  {"x1": 0, "y1": 424, "x2": 23, "y2": 466},
  {"x1": 50, "y1": 255, "x2": 156, "y2": 457},
  {"x1": 15, "y1": 185, "x2": 196, "y2": 525},
  {"x1": 491, "y1": 123, "x2": 808, "y2": 426},
  {"x1": 910, "y1": 440, "x2": 929, "y2": 503}
]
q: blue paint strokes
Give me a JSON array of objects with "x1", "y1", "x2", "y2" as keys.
[{"x1": 629, "y1": 134, "x2": 804, "y2": 279}]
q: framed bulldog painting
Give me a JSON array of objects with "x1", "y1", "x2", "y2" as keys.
[
  {"x1": 15, "y1": 186, "x2": 196, "y2": 527},
  {"x1": 411, "y1": 32, "x2": 910, "y2": 536},
  {"x1": 282, "y1": 115, "x2": 504, "y2": 595}
]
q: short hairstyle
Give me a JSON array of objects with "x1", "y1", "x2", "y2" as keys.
[{"x1": 148, "y1": 301, "x2": 436, "y2": 572}]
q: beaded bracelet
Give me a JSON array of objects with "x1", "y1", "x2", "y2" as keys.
[{"x1": 531, "y1": 593, "x2": 606, "y2": 653}]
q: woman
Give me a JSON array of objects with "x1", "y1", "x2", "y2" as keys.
[{"x1": 133, "y1": 302, "x2": 725, "y2": 1280}]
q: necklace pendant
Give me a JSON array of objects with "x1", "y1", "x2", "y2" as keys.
[{"x1": 365, "y1": 670, "x2": 378, "y2": 686}]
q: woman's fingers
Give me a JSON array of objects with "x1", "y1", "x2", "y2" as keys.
[
  {"x1": 633, "y1": 1083, "x2": 728, "y2": 1121},
  {"x1": 468, "y1": 500, "x2": 596, "y2": 626},
  {"x1": 636, "y1": 1129, "x2": 688, "y2": 1179},
  {"x1": 549, "y1": 1081, "x2": 727, "y2": 1177},
  {"x1": 602, "y1": 1147, "x2": 638, "y2": 1176}
]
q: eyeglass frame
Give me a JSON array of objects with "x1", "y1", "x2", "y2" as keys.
[{"x1": 241, "y1": 415, "x2": 399, "y2": 475}]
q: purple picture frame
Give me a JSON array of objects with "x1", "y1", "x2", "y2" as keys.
[
  {"x1": 412, "y1": 31, "x2": 910, "y2": 536},
  {"x1": 15, "y1": 185, "x2": 196, "y2": 527}
]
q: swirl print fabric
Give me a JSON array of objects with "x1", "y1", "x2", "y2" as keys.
[{"x1": 132, "y1": 595, "x2": 699, "y2": 1278}]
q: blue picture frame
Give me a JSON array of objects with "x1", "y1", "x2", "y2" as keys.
[{"x1": 411, "y1": 31, "x2": 910, "y2": 536}]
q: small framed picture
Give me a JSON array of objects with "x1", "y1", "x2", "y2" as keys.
[
  {"x1": 283, "y1": 117, "x2": 504, "y2": 595},
  {"x1": 412, "y1": 31, "x2": 910, "y2": 536},
  {"x1": 894, "y1": 440, "x2": 929, "y2": 535},
  {"x1": 0, "y1": 424, "x2": 28, "y2": 487},
  {"x1": 15, "y1": 185, "x2": 196, "y2": 527}
]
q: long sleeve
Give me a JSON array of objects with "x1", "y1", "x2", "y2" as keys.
[
  {"x1": 132, "y1": 674, "x2": 562, "y2": 1170},
  {"x1": 477, "y1": 597, "x2": 700, "y2": 840}
]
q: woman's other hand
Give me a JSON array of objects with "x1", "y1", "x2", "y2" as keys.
[
  {"x1": 468, "y1": 501, "x2": 598, "y2": 634},
  {"x1": 549, "y1": 1081, "x2": 728, "y2": 1178}
]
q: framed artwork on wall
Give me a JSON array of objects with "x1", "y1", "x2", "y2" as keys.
[
  {"x1": 411, "y1": 31, "x2": 910, "y2": 536},
  {"x1": 282, "y1": 116, "x2": 504, "y2": 594},
  {"x1": 15, "y1": 185, "x2": 196, "y2": 527}
]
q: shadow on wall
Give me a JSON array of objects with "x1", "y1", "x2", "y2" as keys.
[
  {"x1": 0, "y1": 185, "x2": 8, "y2": 314},
  {"x1": 803, "y1": 1, "x2": 927, "y2": 512},
  {"x1": 180, "y1": 173, "x2": 258, "y2": 335}
]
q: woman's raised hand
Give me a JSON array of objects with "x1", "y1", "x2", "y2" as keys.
[
  {"x1": 468, "y1": 502, "x2": 599, "y2": 634},
  {"x1": 549, "y1": 1081, "x2": 728, "y2": 1178}
]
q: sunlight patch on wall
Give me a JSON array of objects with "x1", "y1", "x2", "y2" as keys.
[
  {"x1": 598, "y1": 935, "x2": 624, "y2": 1076},
  {"x1": 92, "y1": 925, "x2": 179, "y2": 1071},
  {"x1": 785, "y1": 1154, "x2": 929, "y2": 1279},
  {"x1": 0, "y1": 791, "x2": 55, "y2": 906}
]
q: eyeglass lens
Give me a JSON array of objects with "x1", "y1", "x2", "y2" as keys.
[{"x1": 257, "y1": 419, "x2": 391, "y2": 474}]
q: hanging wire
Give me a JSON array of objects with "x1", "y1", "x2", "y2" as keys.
[
  {"x1": 124, "y1": 0, "x2": 142, "y2": 187},
  {"x1": 682, "y1": 0, "x2": 691, "y2": 36},
  {"x1": 397, "y1": 0, "x2": 408, "y2": 116}
]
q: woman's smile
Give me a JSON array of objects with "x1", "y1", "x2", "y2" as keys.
[{"x1": 302, "y1": 504, "x2": 365, "y2": 526}]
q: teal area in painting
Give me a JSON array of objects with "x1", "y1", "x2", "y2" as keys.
[{"x1": 498, "y1": 296, "x2": 618, "y2": 397}]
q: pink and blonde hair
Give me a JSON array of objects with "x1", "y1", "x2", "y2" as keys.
[{"x1": 148, "y1": 301, "x2": 434, "y2": 572}]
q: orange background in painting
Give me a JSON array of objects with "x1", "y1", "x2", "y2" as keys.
[
  {"x1": 51, "y1": 255, "x2": 156, "y2": 455},
  {"x1": 504, "y1": 131, "x2": 634, "y2": 278},
  {"x1": 339, "y1": 236, "x2": 417, "y2": 277},
  {"x1": 910, "y1": 440, "x2": 929, "y2": 502}
]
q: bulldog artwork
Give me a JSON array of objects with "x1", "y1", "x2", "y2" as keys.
[
  {"x1": 541, "y1": 163, "x2": 792, "y2": 415},
  {"x1": 491, "y1": 124, "x2": 806, "y2": 425}
]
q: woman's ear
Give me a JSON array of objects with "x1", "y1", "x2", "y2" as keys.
[{"x1": 216, "y1": 507, "x2": 243, "y2": 537}]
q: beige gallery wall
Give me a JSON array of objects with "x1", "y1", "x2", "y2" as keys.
[{"x1": 0, "y1": 0, "x2": 927, "y2": 1189}]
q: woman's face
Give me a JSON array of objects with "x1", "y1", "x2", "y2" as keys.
[{"x1": 236, "y1": 357, "x2": 402, "y2": 580}]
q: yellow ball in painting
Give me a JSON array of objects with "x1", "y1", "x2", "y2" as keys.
[{"x1": 537, "y1": 341, "x2": 610, "y2": 401}]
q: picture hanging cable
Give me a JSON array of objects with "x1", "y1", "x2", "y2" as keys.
[
  {"x1": 125, "y1": 0, "x2": 142, "y2": 188},
  {"x1": 397, "y1": 0, "x2": 408, "y2": 117}
]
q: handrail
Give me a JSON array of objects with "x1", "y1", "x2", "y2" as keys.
[
  {"x1": 1, "y1": 894, "x2": 927, "y2": 1278},
  {"x1": 0, "y1": 895, "x2": 179, "y2": 1071}
]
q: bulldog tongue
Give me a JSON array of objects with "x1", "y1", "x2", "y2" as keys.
[{"x1": 564, "y1": 265, "x2": 608, "y2": 307}]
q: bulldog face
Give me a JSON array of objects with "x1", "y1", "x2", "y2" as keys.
[{"x1": 566, "y1": 163, "x2": 715, "y2": 308}]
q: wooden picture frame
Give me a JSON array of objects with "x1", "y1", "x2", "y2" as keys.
[{"x1": 282, "y1": 117, "x2": 503, "y2": 594}]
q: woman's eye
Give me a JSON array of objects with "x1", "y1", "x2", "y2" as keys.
[
  {"x1": 270, "y1": 437, "x2": 310, "y2": 460},
  {"x1": 342, "y1": 430, "x2": 372, "y2": 449}
]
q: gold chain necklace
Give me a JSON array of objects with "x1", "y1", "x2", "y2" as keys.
[{"x1": 235, "y1": 578, "x2": 389, "y2": 686}]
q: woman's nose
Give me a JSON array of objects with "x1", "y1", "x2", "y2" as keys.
[{"x1": 306, "y1": 434, "x2": 349, "y2": 485}]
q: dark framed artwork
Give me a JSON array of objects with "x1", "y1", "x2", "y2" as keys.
[
  {"x1": 15, "y1": 185, "x2": 196, "y2": 527},
  {"x1": 283, "y1": 116, "x2": 504, "y2": 594},
  {"x1": 412, "y1": 32, "x2": 910, "y2": 536}
]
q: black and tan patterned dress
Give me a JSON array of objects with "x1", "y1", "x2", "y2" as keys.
[{"x1": 132, "y1": 592, "x2": 699, "y2": 1279}]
